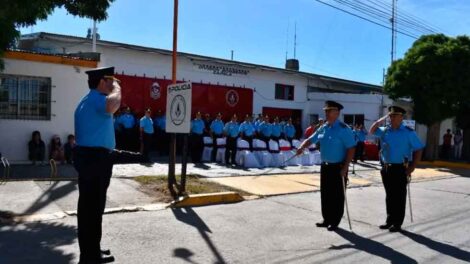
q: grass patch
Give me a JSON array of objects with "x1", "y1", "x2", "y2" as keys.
[{"x1": 134, "y1": 175, "x2": 251, "y2": 203}]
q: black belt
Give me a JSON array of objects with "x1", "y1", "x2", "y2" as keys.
[
  {"x1": 321, "y1": 162, "x2": 342, "y2": 166},
  {"x1": 76, "y1": 146, "x2": 110, "y2": 152},
  {"x1": 384, "y1": 163, "x2": 405, "y2": 167}
]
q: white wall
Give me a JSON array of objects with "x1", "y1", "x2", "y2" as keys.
[
  {"x1": 0, "y1": 58, "x2": 90, "y2": 162},
  {"x1": 308, "y1": 92, "x2": 385, "y2": 129}
]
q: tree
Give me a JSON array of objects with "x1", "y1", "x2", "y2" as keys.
[
  {"x1": 0, "y1": 0, "x2": 114, "y2": 70},
  {"x1": 385, "y1": 34, "x2": 470, "y2": 161}
]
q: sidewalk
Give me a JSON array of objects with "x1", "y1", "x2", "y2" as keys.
[{"x1": 1, "y1": 160, "x2": 468, "y2": 222}]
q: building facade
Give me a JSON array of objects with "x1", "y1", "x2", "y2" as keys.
[{"x1": 1, "y1": 32, "x2": 392, "y2": 162}]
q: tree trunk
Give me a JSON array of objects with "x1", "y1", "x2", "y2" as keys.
[
  {"x1": 462, "y1": 128, "x2": 470, "y2": 162},
  {"x1": 424, "y1": 122, "x2": 440, "y2": 161}
]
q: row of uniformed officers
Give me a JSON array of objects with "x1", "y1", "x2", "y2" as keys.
[
  {"x1": 114, "y1": 107, "x2": 299, "y2": 164},
  {"x1": 73, "y1": 67, "x2": 424, "y2": 263}
]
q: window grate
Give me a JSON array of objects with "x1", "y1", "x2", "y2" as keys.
[{"x1": 0, "y1": 74, "x2": 51, "y2": 120}]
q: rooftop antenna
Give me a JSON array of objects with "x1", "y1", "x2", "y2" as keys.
[
  {"x1": 294, "y1": 22, "x2": 297, "y2": 59},
  {"x1": 285, "y1": 20, "x2": 289, "y2": 61}
]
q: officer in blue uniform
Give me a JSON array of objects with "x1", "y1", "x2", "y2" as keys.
[
  {"x1": 140, "y1": 108, "x2": 154, "y2": 161},
  {"x1": 239, "y1": 114, "x2": 256, "y2": 151},
  {"x1": 297, "y1": 100, "x2": 356, "y2": 231},
  {"x1": 190, "y1": 111, "x2": 205, "y2": 163},
  {"x1": 353, "y1": 123, "x2": 368, "y2": 162},
  {"x1": 369, "y1": 106, "x2": 424, "y2": 232},
  {"x1": 257, "y1": 115, "x2": 272, "y2": 145},
  {"x1": 117, "y1": 106, "x2": 136, "y2": 151},
  {"x1": 283, "y1": 118, "x2": 296, "y2": 144},
  {"x1": 224, "y1": 114, "x2": 239, "y2": 165},
  {"x1": 210, "y1": 112, "x2": 225, "y2": 161},
  {"x1": 74, "y1": 67, "x2": 121, "y2": 263},
  {"x1": 271, "y1": 116, "x2": 282, "y2": 143}
]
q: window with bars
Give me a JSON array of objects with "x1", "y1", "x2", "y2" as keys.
[
  {"x1": 0, "y1": 74, "x2": 51, "y2": 120},
  {"x1": 275, "y1": 83, "x2": 294, "y2": 100},
  {"x1": 343, "y1": 114, "x2": 364, "y2": 126}
]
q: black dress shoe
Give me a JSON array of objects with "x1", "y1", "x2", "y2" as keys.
[
  {"x1": 99, "y1": 253, "x2": 115, "y2": 263},
  {"x1": 327, "y1": 225, "x2": 338, "y2": 231},
  {"x1": 316, "y1": 222, "x2": 329, "y2": 228},
  {"x1": 389, "y1": 226, "x2": 402, "y2": 233},
  {"x1": 379, "y1": 223, "x2": 392, "y2": 230}
]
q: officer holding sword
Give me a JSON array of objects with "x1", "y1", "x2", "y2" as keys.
[
  {"x1": 369, "y1": 106, "x2": 424, "y2": 232},
  {"x1": 297, "y1": 100, "x2": 356, "y2": 231}
]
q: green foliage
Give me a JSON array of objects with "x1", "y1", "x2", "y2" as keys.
[
  {"x1": 384, "y1": 34, "x2": 470, "y2": 125},
  {"x1": 0, "y1": 0, "x2": 114, "y2": 70}
]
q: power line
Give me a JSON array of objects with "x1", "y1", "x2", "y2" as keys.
[
  {"x1": 330, "y1": 0, "x2": 437, "y2": 36},
  {"x1": 313, "y1": 0, "x2": 420, "y2": 39},
  {"x1": 364, "y1": 0, "x2": 443, "y2": 33}
]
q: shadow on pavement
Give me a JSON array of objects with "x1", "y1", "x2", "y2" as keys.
[
  {"x1": 22, "y1": 181, "x2": 77, "y2": 216},
  {"x1": 173, "y1": 247, "x2": 200, "y2": 264},
  {"x1": 330, "y1": 228, "x2": 418, "y2": 264},
  {"x1": 0, "y1": 221, "x2": 76, "y2": 264},
  {"x1": 400, "y1": 230, "x2": 470, "y2": 262},
  {"x1": 171, "y1": 207, "x2": 226, "y2": 264}
]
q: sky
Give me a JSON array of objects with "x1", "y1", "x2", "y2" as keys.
[{"x1": 19, "y1": 0, "x2": 470, "y2": 85}]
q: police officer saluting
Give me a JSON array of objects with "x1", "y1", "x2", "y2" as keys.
[
  {"x1": 369, "y1": 106, "x2": 424, "y2": 232},
  {"x1": 74, "y1": 67, "x2": 121, "y2": 263},
  {"x1": 297, "y1": 100, "x2": 356, "y2": 231}
]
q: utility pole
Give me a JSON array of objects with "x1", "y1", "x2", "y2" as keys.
[
  {"x1": 168, "y1": 0, "x2": 179, "y2": 199},
  {"x1": 390, "y1": 0, "x2": 397, "y2": 64},
  {"x1": 92, "y1": 20, "x2": 97, "y2": 52}
]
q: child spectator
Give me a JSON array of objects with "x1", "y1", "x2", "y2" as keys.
[
  {"x1": 28, "y1": 131, "x2": 46, "y2": 165},
  {"x1": 49, "y1": 134, "x2": 65, "y2": 163},
  {"x1": 64, "y1": 134, "x2": 77, "y2": 164}
]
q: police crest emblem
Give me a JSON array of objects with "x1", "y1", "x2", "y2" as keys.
[
  {"x1": 150, "y1": 82, "x2": 161, "y2": 100},
  {"x1": 226, "y1": 90, "x2": 239, "y2": 107}
]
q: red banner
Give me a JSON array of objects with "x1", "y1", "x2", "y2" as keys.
[{"x1": 115, "y1": 74, "x2": 253, "y2": 121}]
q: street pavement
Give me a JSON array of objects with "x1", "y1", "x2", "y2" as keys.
[{"x1": 1, "y1": 174, "x2": 470, "y2": 263}]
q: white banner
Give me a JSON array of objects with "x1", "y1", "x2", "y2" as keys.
[{"x1": 165, "y1": 82, "x2": 192, "y2": 133}]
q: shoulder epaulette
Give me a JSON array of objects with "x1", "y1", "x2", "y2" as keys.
[{"x1": 339, "y1": 121, "x2": 348, "y2": 128}]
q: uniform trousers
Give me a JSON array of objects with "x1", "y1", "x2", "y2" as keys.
[
  {"x1": 141, "y1": 132, "x2": 153, "y2": 161},
  {"x1": 190, "y1": 133, "x2": 203, "y2": 163},
  {"x1": 242, "y1": 135, "x2": 253, "y2": 152},
  {"x1": 354, "y1": 141, "x2": 365, "y2": 161},
  {"x1": 74, "y1": 147, "x2": 113, "y2": 262},
  {"x1": 381, "y1": 164, "x2": 408, "y2": 227},
  {"x1": 225, "y1": 137, "x2": 238, "y2": 164},
  {"x1": 320, "y1": 163, "x2": 346, "y2": 227}
]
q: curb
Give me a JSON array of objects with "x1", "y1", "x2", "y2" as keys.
[
  {"x1": 170, "y1": 191, "x2": 244, "y2": 207},
  {"x1": 419, "y1": 161, "x2": 470, "y2": 170}
]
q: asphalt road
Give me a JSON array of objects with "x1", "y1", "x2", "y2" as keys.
[{"x1": 1, "y1": 176, "x2": 470, "y2": 264}]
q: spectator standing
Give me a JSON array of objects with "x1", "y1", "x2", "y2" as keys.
[
  {"x1": 454, "y1": 129, "x2": 463, "y2": 160},
  {"x1": 442, "y1": 129, "x2": 453, "y2": 160}
]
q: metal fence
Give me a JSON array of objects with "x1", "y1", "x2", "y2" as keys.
[{"x1": 0, "y1": 74, "x2": 51, "y2": 120}]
